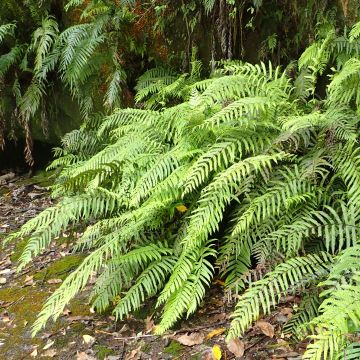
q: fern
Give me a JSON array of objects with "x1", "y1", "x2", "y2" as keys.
[{"x1": 7, "y1": 33, "x2": 360, "y2": 360}]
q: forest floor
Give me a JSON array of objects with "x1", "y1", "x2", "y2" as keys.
[{"x1": 0, "y1": 171, "x2": 307, "y2": 360}]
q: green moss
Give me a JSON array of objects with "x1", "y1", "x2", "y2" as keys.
[
  {"x1": 0, "y1": 286, "x2": 49, "y2": 357},
  {"x1": 95, "y1": 345, "x2": 115, "y2": 360},
  {"x1": 164, "y1": 341, "x2": 184, "y2": 356},
  {"x1": 33, "y1": 254, "x2": 85, "y2": 281},
  {"x1": 10, "y1": 237, "x2": 29, "y2": 262}
]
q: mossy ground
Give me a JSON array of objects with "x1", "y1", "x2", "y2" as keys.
[
  {"x1": 0, "y1": 286, "x2": 50, "y2": 358},
  {"x1": 33, "y1": 253, "x2": 85, "y2": 281}
]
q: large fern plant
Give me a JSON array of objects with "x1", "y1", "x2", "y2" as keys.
[{"x1": 7, "y1": 20, "x2": 360, "y2": 359}]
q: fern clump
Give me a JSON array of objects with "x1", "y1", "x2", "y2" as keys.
[{"x1": 7, "y1": 20, "x2": 360, "y2": 359}]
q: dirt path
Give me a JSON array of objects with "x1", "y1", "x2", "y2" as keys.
[{"x1": 0, "y1": 172, "x2": 305, "y2": 360}]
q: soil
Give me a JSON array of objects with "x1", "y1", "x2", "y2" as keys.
[{"x1": 0, "y1": 170, "x2": 307, "y2": 360}]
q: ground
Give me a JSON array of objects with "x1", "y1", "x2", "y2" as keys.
[{"x1": 0, "y1": 170, "x2": 306, "y2": 360}]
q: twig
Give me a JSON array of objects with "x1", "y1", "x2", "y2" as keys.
[
  {"x1": 114, "y1": 334, "x2": 159, "y2": 341},
  {"x1": 3, "y1": 295, "x2": 25, "y2": 309},
  {"x1": 174, "y1": 320, "x2": 229, "y2": 335}
]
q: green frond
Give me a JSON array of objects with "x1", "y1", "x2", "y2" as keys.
[
  {"x1": 0, "y1": 23, "x2": 16, "y2": 43},
  {"x1": 227, "y1": 252, "x2": 334, "y2": 340}
]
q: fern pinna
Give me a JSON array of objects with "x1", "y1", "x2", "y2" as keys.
[{"x1": 7, "y1": 20, "x2": 360, "y2": 359}]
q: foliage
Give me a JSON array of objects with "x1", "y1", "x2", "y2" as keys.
[{"x1": 6, "y1": 18, "x2": 360, "y2": 359}]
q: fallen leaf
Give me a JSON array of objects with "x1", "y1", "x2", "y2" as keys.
[
  {"x1": 227, "y1": 338, "x2": 245, "y2": 357},
  {"x1": 144, "y1": 316, "x2": 154, "y2": 333},
  {"x1": 43, "y1": 340, "x2": 54, "y2": 350},
  {"x1": 76, "y1": 352, "x2": 96, "y2": 360},
  {"x1": 62, "y1": 308, "x2": 72, "y2": 316},
  {"x1": 24, "y1": 275, "x2": 34, "y2": 286},
  {"x1": 42, "y1": 349, "x2": 57, "y2": 357},
  {"x1": 176, "y1": 204, "x2": 188, "y2": 213},
  {"x1": 0, "y1": 278, "x2": 7, "y2": 285},
  {"x1": 206, "y1": 328, "x2": 226, "y2": 340},
  {"x1": 177, "y1": 332, "x2": 204, "y2": 346},
  {"x1": 0, "y1": 269, "x2": 11, "y2": 275},
  {"x1": 82, "y1": 334, "x2": 95, "y2": 346},
  {"x1": 30, "y1": 348, "x2": 38, "y2": 357},
  {"x1": 256, "y1": 321, "x2": 275, "y2": 338},
  {"x1": 213, "y1": 279, "x2": 225, "y2": 286},
  {"x1": 47, "y1": 278, "x2": 63, "y2": 284},
  {"x1": 208, "y1": 313, "x2": 226, "y2": 324},
  {"x1": 66, "y1": 315, "x2": 92, "y2": 322},
  {"x1": 280, "y1": 307, "x2": 293, "y2": 317},
  {"x1": 212, "y1": 345, "x2": 222, "y2": 360},
  {"x1": 2, "y1": 315, "x2": 11, "y2": 323},
  {"x1": 124, "y1": 347, "x2": 141, "y2": 360}
]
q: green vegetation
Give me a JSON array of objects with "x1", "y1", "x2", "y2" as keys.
[{"x1": 3, "y1": 1, "x2": 360, "y2": 360}]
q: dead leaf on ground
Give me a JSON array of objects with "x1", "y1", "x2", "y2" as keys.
[
  {"x1": 227, "y1": 338, "x2": 245, "y2": 357},
  {"x1": 177, "y1": 332, "x2": 205, "y2": 346},
  {"x1": 144, "y1": 316, "x2": 154, "y2": 333},
  {"x1": 42, "y1": 349, "x2": 57, "y2": 357},
  {"x1": 256, "y1": 321, "x2": 275, "y2": 338},
  {"x1": 83, "y1": 334, "x2": 96, "y2": 346},
  {"x1": 0, "y1": 269, "x2": 11, "y2": 275},
  {"x1": 212, "y1": 345, "x2": 222, "y2": 360},
  {"x1": 76, "y1": 352, "x2": 96, "y2": 360},
  {"x1": 47, "y1": 278, "x2": 63, "y2": 284},
  {"x1": 30, "y1": 348, "x2": 38, "y2": 357},
  {"x1": 124, "y1": 347, "x2": 141, "y2": 360},
  {"x1": 24, "y1": 275, "x2": 34, "y2": 286},
  {"x1": 208, "y1": 313, "x2": 226, "y2": 324},
  {"x1": 43, "y1": 340, "x2": 54, "y2": 350},
  {"x1": 206, "y1": 328, "x2": 226, "y2": 340},
  {"x1": 280, "y1": 307, "x2": 293, "y2": 317},
  {"x1": 62, "y1": 308, "x2": 72, "y2": 316}
]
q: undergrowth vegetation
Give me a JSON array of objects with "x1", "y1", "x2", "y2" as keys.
[{"x1": 7, "y1": 18, "x2": 360, "y2": 360}]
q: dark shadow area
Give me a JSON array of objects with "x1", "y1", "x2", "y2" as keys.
[{"x1": 0, "y1": 140, "x2": 54, "y2": 172}]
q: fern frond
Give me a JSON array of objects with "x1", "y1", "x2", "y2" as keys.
[{"x1": 227, "y1": 252, "x2": 334, "y2": 340}]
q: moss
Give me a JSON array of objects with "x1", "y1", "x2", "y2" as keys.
[
  {"x1": 163, "y1": 341, "x2": 184, "y2": 356},
  {"x1": 0, "y1": 286, "x2": 49, "y2": 358},
  {"x1": 10, "y1": 237, "x2": 29, "y2": 262},
  {"x1": 95, "y1": 345, "x2": 115, "y2": 360},
  {"x1": 33, "y1": 254, "x2": 85, "y2": 281}
]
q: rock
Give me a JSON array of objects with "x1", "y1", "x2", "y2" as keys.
[
  {"x1": 0, "y1": 278, "x2": 7, "y2": 285},
  {"x1": 0, "y1": 172, "x2": 15, "y2": 185},
  {"x1": 28, "y1": 192, "x2": 43, "y2": 200}
]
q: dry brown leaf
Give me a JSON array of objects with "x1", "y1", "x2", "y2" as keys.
[
  {"x1": 227, "y1": 338, "x2": 245, "y2": 357},
  {"x1": 280, "y1": 307, "x2": 293, "y2": 317},
  {"x1": 0, "y1": 269, "x2": 11, "y2": 275},
  {"x1": 177, "y1": 332, "x2": 204, "y2": 346},
  {"x1": 124, "y1": 347, "x2": 141, "y2": 360},
  {"x1": 62, "y1": 308, "x2": 71, "y2": 316},
  {"x1": 208, "y1": 313, "x2": 226, "y2": 324},
  {"x1": 47, "y1": 278, "x2": 63, "y2": 284},
  {"x1": 206, "y1": 328, "x2": 226, "y2": 340},
  {"x1": 256, "y1": 321, "x2": 275, "y2": 338},
  {"x1": 76, "y1": 352, "x2": 96, "y2": 360},
  {"x1": 42, "y1": 349, "x2": 57, "y2": 357},
  {"x1": 24, "y1": 275, "x2": 34, "y2": 286},
  {"x1": 82, "y1": 334, "x2": 96, "y2": 346},
  {"x1": 43, "y1": 340, "x2": 54, "y2": 350},
  {"x1": 2, "y1": 315, "x2": 11, "y2": 323},
  {"x1": 144, "y1": 316, "x2": 154, "y2": 333},
  {"x1": 30, "y1": 348, "x2": 38, "y2": 357}
]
